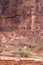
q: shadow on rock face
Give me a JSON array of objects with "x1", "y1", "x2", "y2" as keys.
[
  {"x1": 15, "y1": 0, "x2": 23, "y2": 6},
  {"x1": 0, "y1": 0, "x2": 9, "y2": 16}
]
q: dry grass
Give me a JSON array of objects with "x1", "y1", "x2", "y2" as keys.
[
  {"x1": 15, "y1": 48, "x2": 37, "y2": 58},
  {"x1": 29, "y1": 43, "x2": 43, "y2": 51}
]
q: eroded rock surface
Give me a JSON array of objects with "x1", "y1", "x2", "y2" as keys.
[{"x1": 0, "y1": 0, "x2": 43, "y2": 58}]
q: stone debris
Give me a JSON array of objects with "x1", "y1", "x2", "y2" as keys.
[{"x1": 0, "y1": 0, "x2": 43, "y2": 60}]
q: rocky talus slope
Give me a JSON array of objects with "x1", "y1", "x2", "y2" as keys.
[{"x1": 0, "y1": 0, "x2": 43, "y2": 60}]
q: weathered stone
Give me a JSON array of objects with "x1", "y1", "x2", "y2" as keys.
[{"x1": 0, "y1": 0, "x2": 43, "y2": 31}]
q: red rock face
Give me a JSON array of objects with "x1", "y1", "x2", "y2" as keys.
[
  {"x1": 0, "y1": 60, "x2": 43, "y2": 65},
  {"x1": 0, "y1": 0, "x2": 43, "y2": 35},
  {"x1": 0, "y1": 0, "x2": 43, "y2": 58},
  {"x1": 0, "y1": 0, "x2": 31, "y2": 31}
]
